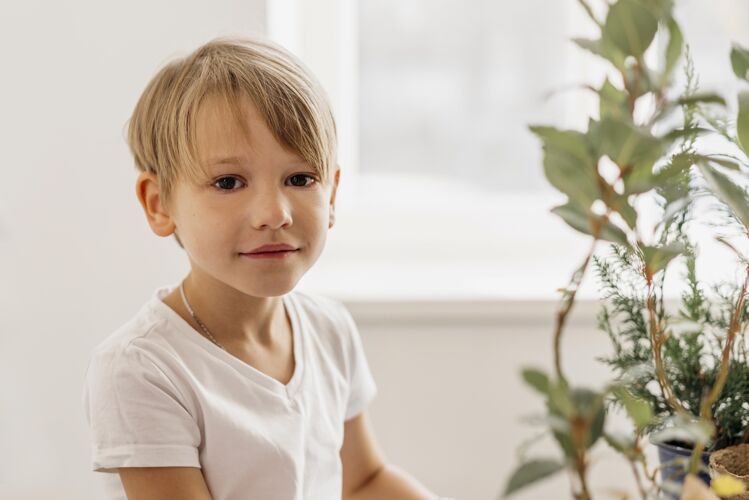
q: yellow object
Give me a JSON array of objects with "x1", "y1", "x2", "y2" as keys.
[{"x1": 711, "y1": 473, "x2": 747, "y2": 497}]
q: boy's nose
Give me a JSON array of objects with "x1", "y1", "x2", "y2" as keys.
[{"x1": 250, "y1": 193, "x2": 292, "y2": 230}]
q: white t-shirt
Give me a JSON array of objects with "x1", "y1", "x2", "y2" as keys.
[{"x1": 82, "y1": 284, "x2": 378, "y2": 500}]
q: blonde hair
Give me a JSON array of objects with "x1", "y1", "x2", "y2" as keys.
[{"x1": 127, "y1": 36, "x2": 337, "y2": 247}]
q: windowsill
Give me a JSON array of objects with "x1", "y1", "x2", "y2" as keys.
[
  {"x1": 298, "y1": 173, "x2": 595, "y2": 301},
  {"x1": 297, "y1": 172, "x2": 745, "y2": 303}
]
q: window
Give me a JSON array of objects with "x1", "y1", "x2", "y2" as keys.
[{"x1": 272, "y1": 0, "x2": 749, "y2": 301}]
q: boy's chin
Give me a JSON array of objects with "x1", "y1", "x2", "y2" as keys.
[{"x1": 234, "y1": 276, "x2": 303, "y2": 298}]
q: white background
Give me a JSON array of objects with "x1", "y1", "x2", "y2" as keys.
[{"x1": 1, "y1": 0, "x2": 749, "y2": 499}]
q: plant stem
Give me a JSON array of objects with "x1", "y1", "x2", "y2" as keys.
[
  {"x1": 576, "y1": 0, "x2": 603, "y2": 29},
  {"x1": 553, "y1": 229, "x2": 601, "y2": 499},
  {"x1": 645, "y1": 274, "x2": 685, "y2": 414},
  {"x1": 574, "y1": 448, "x2": 592, "y2": 500},
  {"x1": 630, "y1": 459, "x2": 647, "y2": 500},
  {"x1": 687, "y1": 264, "x2": 749, "y2": 474},
  {"x1": 554, "y1": 238, "x2": 598, "y2": 382},
  {"x1": 628, "y1": 434, "x2": 648, "y2": 500}
]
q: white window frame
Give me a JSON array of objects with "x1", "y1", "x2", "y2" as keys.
[
  {"x1": 265, "y1": 0, "x2": 746, "y2": 302},
  {"x1": 264, "y1": 0, "x2": 606, "y2": 302}
]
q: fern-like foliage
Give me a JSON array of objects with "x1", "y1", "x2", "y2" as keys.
[{"x1": 595, "y1": 243, "x2": 749, "y2": 451}]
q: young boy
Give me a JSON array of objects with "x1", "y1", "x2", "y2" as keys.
[{"x1": 82, "y1": 37, "x2": 447, "y2": 500}]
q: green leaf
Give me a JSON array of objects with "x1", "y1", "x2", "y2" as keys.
[
  {"x1": 528, "y1": 413, "x2": 571, "y2": 434},
  {"x1": 623, "y1": 61, "x2": 656, "y2": 98},
  {"x1": 547, "y1": 388, "x2": 607, "y2": 455},
  {"x1": 551, "y1": 202, "x2": 629, "y2": 245},
  {"x1": 662, "y1": 16, "x2": 683, "y2": 83},
  {"x1": 610, "y1": 194, "x2": 638, "y2": 229},
  {"x1": 716, "y1": 235, "x2": 749, "y2": 266},
  {"x1": 602, "y1": 0, "x2": 658, "y2": 57},
  {"x1": 651, "y1": 152, "x2": 694, "y2": 184},
  {"x1": 530, "y1": 126, "x2": 593, "y2": 163},
  {"x1": 503, "y1": 459, "x2": 566, "y2": 497},
  {"x1": 551, "y1": 430, "x2": 576, "y2": 460},
  {"x1": 675, "y1": 93, "x2": 726, "y2": 107},
  {"x1": 572, "y1": 37, "x2": 626, "y2": 70},
  {"x1": 572, "y1": 37, "x2": 605, "y2": 58},
  {"x1": 625, "y1": 165, "x2": 659, "y2": 196},
  {"x1": 659, "y1": 126, "x2": 711, "y2": 143},
  {"x1": 604, "y1": 432, "x2": 631, "y2": 454},
  {"x1": 654, "y1": 154, "x2": 693, "y2": 229},
  {"x1": 699, "y1": 155, "x2": 741, "y2": 171},
  {"x1": 544, "y1": 414, "x2": 571, "y2": 435},
  {"x1": 599, "y1": 78, "x2": 630, "y2": 120},
  {"x1": 530, "y1": 126, "x2": 600, "y2": 207},
  {"x1": 604, "y1": 431, "x2": 639, "y2": 459},
  {"x1": 738, "y1": 91, "x2": 749, "y2": 155},
  {"x1": 547, "y1": 379, "x2": 574, "y2": 418},
  {"x1": 612, "y1": 387, "x2": 653, "y2": 430},
  {"x1": 593, "y1": 118, "x2": 665, "y2": 177},
  {"x1": 731, "y1": 44, "x2": 749, "y2": 81},
  {"x1": 641, "y1": 242, "x2": 686, "y2": 276},
  {"x1": 577, "y1": 0, "x2": 603, "y2": 28},
  {"x1": 570, "y1": 388, "x2": 607, "y2": 448},
  {"x1": 697, "y1": 161, "x2": 749, "y2": 229},
  {"x1": 642, "y1": 0, "x2": 674, "y2": 20},
  {"x1": 522, "y1": 368, "x2": 550, "y2": 395},
  {"x1": 658, "y1": 196, "x2": 690, "y2": 231}
]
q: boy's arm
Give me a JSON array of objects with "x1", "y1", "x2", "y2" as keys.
[
  {"x1": 118, "y1": 466, "x2": 213, "y2": 500},
  {"x1": 340, "y1": 411, "x2": 438, "y2": 500}
]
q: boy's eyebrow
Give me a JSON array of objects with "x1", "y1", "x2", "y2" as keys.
[
  {"x1": 206, "y1": 156, "x2": 247, "y2": 166},
  {"x1": 206, "y1": 156, "x2": 310, "y2": 167}
]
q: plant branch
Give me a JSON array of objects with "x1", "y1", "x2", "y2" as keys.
[
  {"x1": 574, "y1": 451, "x2": 592, "y2": 500},
  {"x1": 576, "y1": 0, "x2": 603, "y2": 29},
  {"x1": 628, "y1": 433, "x2": 649, "y2": 500},
  {"x1": 555, "y1": 237, "x2": 599, "y2": 383},
  {"x1": 645, "y1": 272, "x2": 686, "y2": 414},
  {"x1": 630, "y1": 459, "x2": 647, "y2": 500},
  {"x1": 687, "y1": 263, "x2": 749, "y2": 473}
]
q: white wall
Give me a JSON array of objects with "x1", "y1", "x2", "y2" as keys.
[
  {"x1": 0, "y1": 2, "x2": 616, "y2": 496},
  {"x1": 0, "y1": 1, "x2": 726, "y2": 499},
  {"x1": 351, "y1": 299, "x2": 649, "y2": 500},
  {"x1": 0, "y1": 1, "x2": 266, "y2": 498}
]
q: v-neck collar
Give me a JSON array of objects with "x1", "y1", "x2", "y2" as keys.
[{"x1": 149, "y1": 283, "x2": 305, "y2": 401}]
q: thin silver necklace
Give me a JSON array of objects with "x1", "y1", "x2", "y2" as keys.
[{"x1": 179, "y1": 280, "x2": 227, "y2": 351}]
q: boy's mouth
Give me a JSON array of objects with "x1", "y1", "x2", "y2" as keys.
[
  {"x1": 240, "y1": 249, "x2": 298, "y2": 260},
  {"x1": 244, "y1": 243, "x2": 298, "y2": 254}
]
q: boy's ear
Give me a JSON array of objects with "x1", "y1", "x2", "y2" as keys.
[
  {"x1": 328, "y1": 167, "x2": 341, "y2": 229},
  {"x1": 135, "y1": 171, "x2": 177, "y2": 238}
]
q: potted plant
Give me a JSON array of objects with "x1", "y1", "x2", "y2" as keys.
[
  {"x1": 594, "y1": 230, "x2": 749, "y2": 489},
  {"x1": 501, "y1": 0, "x2": 749, "y2": 498}
]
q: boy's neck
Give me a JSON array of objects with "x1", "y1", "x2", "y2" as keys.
[{"x1": 161, "y1": 272, "x2": 290, "y2": 349}]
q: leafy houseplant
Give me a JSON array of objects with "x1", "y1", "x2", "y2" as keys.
[
  {"x1": 501, "y1": 0, "x2": 749, "y2": 498},
  {"x1": 596, "y1": 242, "x2": 749, "y2": 453}
]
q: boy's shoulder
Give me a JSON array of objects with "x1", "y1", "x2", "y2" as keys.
[
  {"x1": 88, "y1": 287, "x2": 358, "y2": 364},
  {"x1": 289, "y1": 289, "x2": 353, "y2": 329},
  {"x1": 87, "y1": 288, "x2": 176, "y2": 365}
]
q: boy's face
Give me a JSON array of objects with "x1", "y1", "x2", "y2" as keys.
[{"x1": 152, "y1": 94, "x2": 339, "y2": 298}]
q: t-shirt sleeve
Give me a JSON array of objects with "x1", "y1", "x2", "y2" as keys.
[
  {"x1": 82, "y1": 343, "x2": 202, "y2": 472},
  {"x1": 337, "y1": 303, "x2": 378, "y2": 421}
]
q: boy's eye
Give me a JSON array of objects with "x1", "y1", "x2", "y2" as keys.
[
  {"x1": 211, "y1": 174, "x2": 317, "y2": 192},
  {"x1": 213, "y1": 176, "x2": 245, "y2": 191},
  {"x1": 288, "y1": 174, "x2": 317, "y2": 187}
]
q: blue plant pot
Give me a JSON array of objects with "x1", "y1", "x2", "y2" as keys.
[{"x1": 654, "y1": 440, "x2": 711, "y2": 498}]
